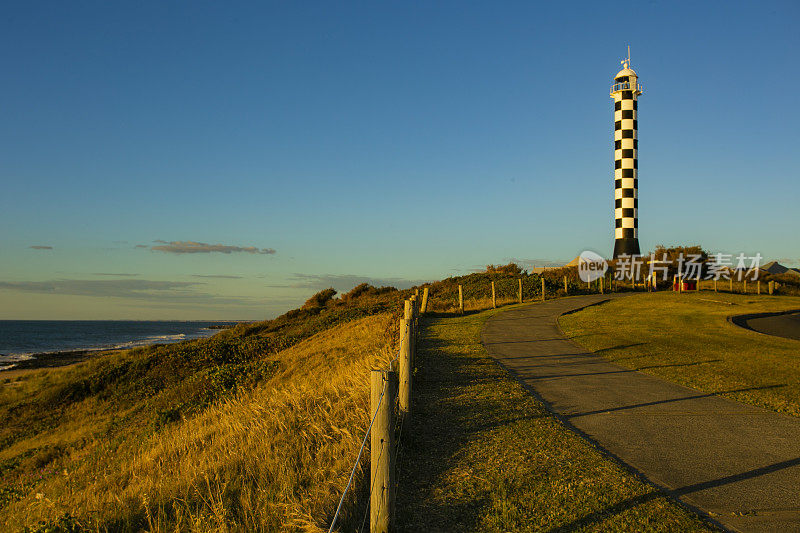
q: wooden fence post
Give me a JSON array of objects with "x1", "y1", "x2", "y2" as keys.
[
  {"x1": 518, "y1": 278, "x2": 523, "y2": 304},
  {"x1": 744, "y1": 279, "x2": 748, "y2": 294},
  {"x1": 491, "y1": 281, "x2": 496, "y2": 309},
  {"x1": 757, "y1": 280, "x2": 761, "y2": 295},
  {"x1": 563, "y1": 275, "x2": 568, "y2": 295},
  {"x1": 421, "y1": 287, "x2": 429, "y2": 314},
  {"x1": 696, "y1": 274, "x2": 701, "y2": 292},
  {"x1": 541, "y1": 278, "x2": 546, "y2": 302},
  {"x1": 600, "y1": 276, "x2": 604, "y2": 294},
  {"x1": 458, "y1": 285, "x2": 464, "y2": 314},
  {"x1": 370, "y1": 369, "x2": 396, "y2": 533},
  {"x1": 398, "y1": 319, "x2": 412, "y2": 417},
  {"x1": 411, "y1": 297, "x2": 418, "y2": 362},
  {"x1": 714, "y1": 279, "x2": 717, "y2": 292},
  {"x1": 769, "y1": 281, "x2": 774, "y2": 295},
  {"x1": 403, "y1": 300, "x2": 414, "y2": 367}
]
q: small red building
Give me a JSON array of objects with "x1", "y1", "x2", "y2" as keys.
[{"x1": 673, "y1": 280, "x2": 697, "y2": 291}]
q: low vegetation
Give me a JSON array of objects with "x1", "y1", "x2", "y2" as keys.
[
  {"x1": 621, "y1": 244, "x2": 800, "y2": 295},
  {"x1": 559, "y1": 291, "x2": 800, "y2": 417},
  {"x1": 765, "y1": 272, "x2": 800, "y2": 296},
  {"x1": 424, "y1": 263, "x2": 596, "y2": 313}
]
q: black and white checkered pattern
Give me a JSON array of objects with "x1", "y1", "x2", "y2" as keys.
[{"x1": 611, "y1": 71, "x2": 642, "y2": 257}]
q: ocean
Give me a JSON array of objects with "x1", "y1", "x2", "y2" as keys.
[{"x1": 0, "y1": 320, "x2": 238, "y2": 370}]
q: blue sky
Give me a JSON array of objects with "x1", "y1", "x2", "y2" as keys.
[{"x1": 1, "y1": 1, "x2": 798, "y2": 319}]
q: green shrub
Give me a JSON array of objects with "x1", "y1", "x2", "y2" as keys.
[
  {"x1": 24, "y1": 513, "x2": 87, "y2": 533},
  {"x1": 485, "y1": 262, "x2": 525, "y2": 275},
  {"x1": 154, "y1": 405, "x2": 183, "y2": 428},
  {"x1": 302, "y1": 288, "x2": 337, "y2": 309},
  {"x1": 0, "y1": 486, "x2": 24, "y2": 508}
]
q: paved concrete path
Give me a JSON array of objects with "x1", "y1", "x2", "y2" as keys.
[{"x1": 482, "y1": 295, "x2": 800, "y2": 533}]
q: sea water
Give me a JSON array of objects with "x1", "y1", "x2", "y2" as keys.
[{"x1": 0, "y1": 320, "x2": 236, "y2": 370}]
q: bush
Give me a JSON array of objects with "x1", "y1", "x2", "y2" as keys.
[
  {"x1": 0, "y1": 486, "x2": 24, "y2": 508},
  {"x1": 344, "y1": 283, "x2": 372, "y2": 299},
  {"x1": 24, "y1": 513, "x2": 87, "y2": 533},
  {"x1": 767, "y1": 272, "x2": 800, "y2": 286},
  {"x1": 485, "y1": 263, "x2": 525, "y2": 275},
  {"x1": 302, "y1": 288, "x2": 337, "y2": 309}
]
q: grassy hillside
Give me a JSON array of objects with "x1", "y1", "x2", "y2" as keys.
[
  {"x1": 0, "y1": 266, "x2": 608, "y2": 532},
  {"x1": 0, "y1": 287, "x2": 405, "y2": 532}
]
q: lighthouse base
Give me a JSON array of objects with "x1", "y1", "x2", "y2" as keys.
[{"x1": 613, "y1": 238, "x2": 640, "y2": 258}]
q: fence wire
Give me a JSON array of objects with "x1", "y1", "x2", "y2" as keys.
[
  {"x1": 328, "y1": 331, "x2": 406, "y2": 533},
  {"x1": 358, "y1": 438, "x2": 386, "y2": 533},
  {"x1": 394, "y1": 406, "x2": 407, "y2": 463},
  {"x1": 327, "y1": 372, "x2": 388, "y2": 533}
]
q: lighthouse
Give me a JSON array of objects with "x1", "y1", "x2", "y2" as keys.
[{"x1": 611, "y1": 48, "x2": 643, "y2": 258}]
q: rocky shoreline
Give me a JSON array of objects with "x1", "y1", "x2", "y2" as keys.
[{"x1": 0, "y1": 348, "x2": 118, "y2": 372}]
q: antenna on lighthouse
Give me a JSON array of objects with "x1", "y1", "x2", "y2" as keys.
[{"x1": 620, "y1": 46, "x2": 631, "y2": 69}]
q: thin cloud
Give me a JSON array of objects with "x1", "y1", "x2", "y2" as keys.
[
  {"x1": 29, "y1": 245, "x2": 53, "y2": 250},
  {"x1": 0, "y1": 279, "x2": 196, "y2": 298},
  {"x1": 135, "y1": 244, "x2": 149, "y2": 249},
  {"x1": 149, "y1": 240, "x2": 276, "y2": 255},
  {"x1": 0, "y1": 278, "x2": 250, "y2": 305},
  {"x1": 277, "y1": 274, "x2": 430, "y2": 292},
  {"x1": 507, "y1": 257, "x2": 570, "y2": 269},
  {"x1": 93, "y1": 273, "x2": 140, "y2": 277},
  {"x1": 192, "y1": 274, "x2": 243, "y2": 279},
  {"x1": 136, "y1": 296, "x2": 304, "y2": 315},
  {"x1": 461, "y1": 258, "x2": 569, "y2": 273}
]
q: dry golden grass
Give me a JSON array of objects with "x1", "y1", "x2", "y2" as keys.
[{"x1": 1, "y1": 313, "x2": 396, "y2": 532}]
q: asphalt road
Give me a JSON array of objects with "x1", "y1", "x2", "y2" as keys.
[
  {"x1": 734, "y1": 311, "x2": 800, "y2": 341},
  {"x1": 482, "y1": 295, "x2": 800, "y2": 533}
]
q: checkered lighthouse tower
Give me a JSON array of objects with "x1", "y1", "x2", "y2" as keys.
[{"x1": 611, "y1": 48, "x2": 643, "y2": 258}]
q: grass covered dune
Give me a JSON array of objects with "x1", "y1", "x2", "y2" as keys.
[{"x1": 0, "y1": 285, "x2": 404, "y2": 532}]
